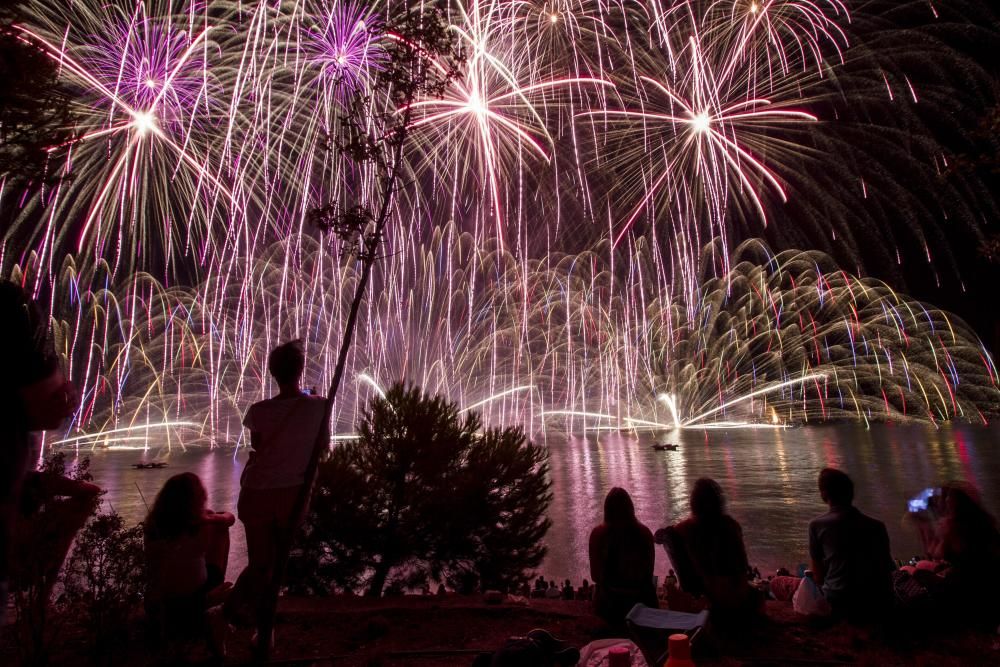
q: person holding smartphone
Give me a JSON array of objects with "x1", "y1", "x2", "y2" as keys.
[
  {"x1": 224, "y1": 340, "x2": 327, "y2": 650},
  {"x1": 908, "y1": 482, "x2": 1000, "y2": 626}
]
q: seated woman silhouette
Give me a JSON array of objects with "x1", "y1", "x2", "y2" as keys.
[
  {"x1": 912, "y1": 481, "x2": 1000, "y2": 626},
  {"x1": 144, "y1": 472, "x2": 234, "y2": 650},
  {"x1": 589, "y1": 487, "x2": 658, "y2": 626},
  {"x1": 656, "y1": 478, "x2": 761, "y2": 621}
]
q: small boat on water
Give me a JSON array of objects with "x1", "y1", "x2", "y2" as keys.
[
  {"x1": 652, "y1": 443, "x2": 679, "y2": 451},
  {"x1": 132, "y1": 462, "x2": 168, "y2": 470}
]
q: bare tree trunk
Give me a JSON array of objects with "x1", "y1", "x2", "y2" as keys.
[
  {"x1": 365, "y1": 508, "x2": 400, "y2": 598},
  {"x1": 366, "y1": 558, "x2": 392, "y2": 598}
]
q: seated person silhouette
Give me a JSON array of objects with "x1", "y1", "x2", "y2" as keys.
[
  {"x1": 655, "y1": 478, "x2": 761, "y2": 622},
  {"x1": 589, "y1": 487, "x2": 658, "y2": 626},
  {"x1": 145, "y1": 473, "x2": 234, "y2": 653}
]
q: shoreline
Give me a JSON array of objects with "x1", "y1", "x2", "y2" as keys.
[{"x1": 76, "y1": 430, "x2": 985, "y2": 586}]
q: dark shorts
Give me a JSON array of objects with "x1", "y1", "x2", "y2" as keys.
[{"x1": 237, "y1": 484, "x2": 303, "y2": 527}]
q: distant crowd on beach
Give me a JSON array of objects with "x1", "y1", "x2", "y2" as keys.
[{"x1": 3, "y1": 279, "x2": 1000, "y2": 662}]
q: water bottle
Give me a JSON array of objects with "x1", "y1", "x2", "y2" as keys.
[{"x1": 664, "y1": 633, "x2": 695, "y2": 667}]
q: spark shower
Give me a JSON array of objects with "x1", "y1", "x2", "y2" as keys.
[{"x1": 3, "y1": 0, "x2": 999, "y2": 448}]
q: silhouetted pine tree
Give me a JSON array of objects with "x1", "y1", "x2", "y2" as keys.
[
  {"x1": 293, "y1": 383, "x2": 551, "y2": 597},
  {"x1": 0, "y1": 1, "x2": 76, "y2": 185}
]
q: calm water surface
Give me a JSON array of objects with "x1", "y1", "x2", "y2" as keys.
[{"x1": 66, "y1": 423, "x2": 1000, "y2": 583}]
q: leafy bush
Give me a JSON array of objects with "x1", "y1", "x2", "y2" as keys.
[
  {"x1": 11, "y1": 452, "x2": 99, "y2": 665},
  {"x1": 290, "y1": 382, "x2": 551, "y2": 597},
  {"x1": 61, "y1": 511, "x2": 145, "y2": 658}
]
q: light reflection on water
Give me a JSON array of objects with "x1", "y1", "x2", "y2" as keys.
[
  {"x1": 542, "y1": 423, "x2": 999, "y2": 581},
  {"x1": 62, "y1": 424, "x2": 1000, "y2": 583},
  {"x1": 72, "y1": 447, "x2": 250, "y2": 580}
]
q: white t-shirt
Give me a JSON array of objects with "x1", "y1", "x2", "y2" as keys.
[{"x1": 241, "y1": 394, "x2": 327, "y2": 489}]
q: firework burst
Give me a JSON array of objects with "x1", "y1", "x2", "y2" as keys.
[
  {"x1": 402, "y1": 0, "x2": 612, "y2": 239},
  {"x1": 1, "y1": 0, "x2": 996, "y2": 444},
  {"x1": 586, "y1": 32, "x2": 816, "y2": 265},
  {"x1": 13, "y1": 1, "x2": 238, "y2": 278}
]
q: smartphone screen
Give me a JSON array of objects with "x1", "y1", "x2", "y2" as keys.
[{"x1": 908, "y1": 487, "x2": 936, "y2": 513}]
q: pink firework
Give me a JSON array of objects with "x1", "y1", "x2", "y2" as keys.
[
  {"x1": 584, "y1": 34, "x2": 816, "y2": 249},
  {"x1": 399, "y1": 0, "x2": 612, "y2": 239},
  {"x1": 17, "y1": 2, "x2": 234, "y2": 274}
]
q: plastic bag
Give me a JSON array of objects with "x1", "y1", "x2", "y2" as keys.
[
  {"x1": 792, "y1": 576, "x2": 832, "y2": 617},
  {"x1": 578, "y1": 639, "x2": 648, "y2": 667}
]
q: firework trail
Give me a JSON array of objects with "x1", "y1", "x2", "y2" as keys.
[
  {"x1": 1, "y1": 0, "x2": 997, "y2": 445},
  {"x1": 401, "y1": 0, "x2": 613, "y2": 245},
  {"x1": 9, "y1": 1, "x2": 244, "y2": 281},
  {"x1": 13, "y1": 230, "x2": 997, "y2": 450},
  {"x1": 584, "y1": 34, "x2": 817, "y2": 247}
]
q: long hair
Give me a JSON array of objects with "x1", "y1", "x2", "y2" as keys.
[
  {"x1": 690, "y1": 478, "x2": 726, "y2": 522},
  {"x1": 604, "y1": 487, "x2": 638, "y2": 527},
  {"x1": 145, "y1": 472, "x2": 207, "y2": 541},
  {"x1": 599, "y1": 487, "x2": 651, "y2": 586},
  {"x1": 941, "y1": 481, "x2": 1000, "y2": 552}
]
